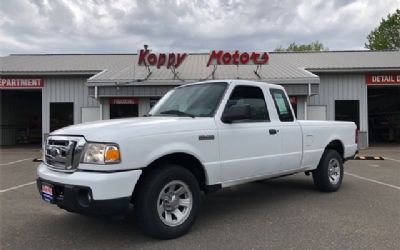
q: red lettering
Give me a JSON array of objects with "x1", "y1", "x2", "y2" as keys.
[
  {"x1": 222, "y1": 52, "x2": 231, "y2": 64},
  {"x1": 157, "y1": 53, "x2": 166, "y2": 68},
  {"x1": 147, "y1": 53, "x2": 157, "y2": 65},
  {"x1": 0, "y1": 78, "x2": 43, "y2": 88},
  {"x1": 207, "y1": 50, "x2": 269, "y2": 65},
  {"x1": 175, "y1": 53, "x2": 187, "y2": 68},
  {"x1": 251, "y1": 52, "x2": 260, "y2": 64},
  {"x1": 110, "y1": 98, "x2": 138, "y2": 105},
  {"x1": 239, "y1": 53, "x2": 249, "y2": 64},
  {"x1": 138, "y1": 48, "x2": 186, "y2": 68},
  {"x1": 259, "y1": 52, "x2": 269, "y2": 64},
  {"x1": 366, "y1": 73, "x2": 400, "y2": 85},
  {"x1": 167, "y1": 53, "x2": 176, "y2": 68},
  {"x1": 207, "y1": 50, "x2": 223, "y2": 66},
  {"x1": 232, "y1": 50, "x2": 240, "y2": 64},
  {"x1": 138, "y1": 49, "x2": 149, "y2": 66}
]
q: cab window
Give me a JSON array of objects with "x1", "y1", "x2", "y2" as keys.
[
  {"x1": 270, "y1": 88, "x2": 294, "y2": 122},
  {"x1": 223, "y1": 85, "x2": 270, "y2": 122}
]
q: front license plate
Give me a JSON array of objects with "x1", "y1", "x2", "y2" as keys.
[{"x1": 41, "y1": 183, "x2": 54, "y2": 203}]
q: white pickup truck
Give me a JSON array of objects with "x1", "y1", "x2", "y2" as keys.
[{"x1": 37, "y1": 80, "x2": 358, "y2": 239}]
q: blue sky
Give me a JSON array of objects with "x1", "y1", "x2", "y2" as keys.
[{"x1": 0, "y1": 0, "x2": 399, "y2": 55}]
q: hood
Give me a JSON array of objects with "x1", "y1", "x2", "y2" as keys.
[{"x1": 52, "y1": 116, "x2": 216, "y2": 142}]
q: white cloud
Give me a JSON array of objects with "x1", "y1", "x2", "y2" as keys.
[{"x1": 0, "y1": 0, "x2": 399, "y2": 55}]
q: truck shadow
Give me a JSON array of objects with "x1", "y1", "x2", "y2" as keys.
[{"x1": 40, "y1": 174, "x2": 325, "y2": 247}]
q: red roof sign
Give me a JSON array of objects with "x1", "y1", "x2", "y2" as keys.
[
  {"x1": 0, "y1": 78, "x2": 44, "y2": 89},
  {"x1": 366, "y1": 73, "x2": 400, "y2": 85},
  {"x1": 207, "y1": 50, "x2": 269, "y2": 66}
]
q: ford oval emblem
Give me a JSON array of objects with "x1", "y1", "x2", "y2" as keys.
[{"x1": 50, "y1": 148, "x2": 61, "y2": 157}]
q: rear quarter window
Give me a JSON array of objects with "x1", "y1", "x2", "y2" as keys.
[{"x1": 270, "y1": 88, "x2": 294, "y2": 122}]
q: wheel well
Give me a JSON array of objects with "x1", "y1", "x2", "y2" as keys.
[
  {"x1": 140, "y1": 153, "x2": 207, "y2": 192},
  {"x1": 325, "y1": 140, "x2": 344, "y2": 160}
]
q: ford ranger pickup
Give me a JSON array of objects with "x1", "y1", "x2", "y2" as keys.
[{"x1": 37, "y1": 80, "x2": 358, "y2": 239}]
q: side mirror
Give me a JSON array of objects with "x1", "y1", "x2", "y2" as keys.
[{"x1": 222, "y1": 104, "x2": 251, "y2": 123}]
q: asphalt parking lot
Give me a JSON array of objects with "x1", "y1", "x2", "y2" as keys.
[{"x1": 1, "y1": 146, "x2": 399, "y2": 250}]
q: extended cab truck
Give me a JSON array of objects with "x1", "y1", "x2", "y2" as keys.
[{"x1": 37, "y1": 80, "x2": 358, "y2": 239}]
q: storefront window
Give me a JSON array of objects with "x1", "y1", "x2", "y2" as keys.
[
  {"x1": 50, "y1": 102, "x2": 73, "y2": 132},
  {"x1": 109, "y1": 98, "x2": 139, "y2": 119},
  {"x1": 150, "y1": 97, "x2": 160, "y2": 109},
  {"x1": 110, "y1": 104, "x2": 138, "y2": 119},
  {"x1": 335, "y1": 100, "x2": 360, "y2": 129}
]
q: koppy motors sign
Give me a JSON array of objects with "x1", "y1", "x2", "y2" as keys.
[
  {"x1": 137, "y1": 48, "x2": 269, "y2": 68},
  {"x1": 138, "y1": 48, "x2": 187, "y2": 68},
  {"x1": 206, "y1": 50, "x2": 269, "y2": 66}
]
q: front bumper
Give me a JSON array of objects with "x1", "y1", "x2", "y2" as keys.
[{"x1": 37, "y1": 163, "x2": 142, "y2": 215}]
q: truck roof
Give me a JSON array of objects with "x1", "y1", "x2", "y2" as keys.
[{"x1": 178, "y1": 79, "x2": 285, "y2": 90}]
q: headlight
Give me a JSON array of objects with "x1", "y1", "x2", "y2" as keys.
[{"x1": 82, "y1": 143, "x2": 121, "y2": 164}]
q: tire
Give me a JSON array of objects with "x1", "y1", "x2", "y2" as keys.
[
  {"x1": 133, "y1": 164, "x2": 201, "y2": 239},
  {"x1": 312, "y1": 149, "x2": 344, "y2": 192}
]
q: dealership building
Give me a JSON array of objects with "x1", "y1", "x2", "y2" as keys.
[{"x1": 1, "y1": 49, "x2": 399, "y2": 148}]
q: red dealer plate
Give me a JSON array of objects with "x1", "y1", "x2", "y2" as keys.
[{"x1": 41, "y1": 183, "x2": 54, "y2": 203}]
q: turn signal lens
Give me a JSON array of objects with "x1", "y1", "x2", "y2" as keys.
[
  {"x1": 104, "y1": 145, "x2": 120, "y2": 163},
  {"x1": 355, "y1": 128, "x2": 359, "y2": 144}
]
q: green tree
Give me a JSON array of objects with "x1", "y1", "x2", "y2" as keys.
[
  {"x1": 274, "y1": 41, "x2": 328, "y2": 52},
  {"x1": 365, "y1": 9, "x2": 400, "y2": 50}
]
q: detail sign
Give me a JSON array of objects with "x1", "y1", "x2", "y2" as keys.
[
  {"x1": 366, "y1": 73, "x2": 400, "y2": 85},
  {"x1": 0, "y1": 78, "x2": 44, "y2": 89},
  {"x1": 110, "y1": 98, "x2": 138, "y2": 105},
  {"x1": 207, "y1": 50, "x2": 269, "y2": 66}
]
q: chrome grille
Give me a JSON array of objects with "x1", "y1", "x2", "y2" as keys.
[{"x1": 44, "y1": 136, "x2": 86, "y2": 172}]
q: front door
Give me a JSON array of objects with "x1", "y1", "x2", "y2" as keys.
[{"x1": 217, "y1": 85, "x2": 282, "y2": 183}]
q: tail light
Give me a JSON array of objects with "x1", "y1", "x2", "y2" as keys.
[{"x1": 355, "y1": 128, "x2": 359, "y2": 144}]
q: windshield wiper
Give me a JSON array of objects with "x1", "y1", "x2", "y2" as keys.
[
  {"x1": 143, "y1": 114, "x2": 152, "y2": 117},
  {"x1": 160, "y1": 110, "x2": 195, "y2": 118}
]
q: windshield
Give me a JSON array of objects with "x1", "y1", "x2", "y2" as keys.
[{"x1": 149, "y1": 82, "x2": 228, "y2": 117}]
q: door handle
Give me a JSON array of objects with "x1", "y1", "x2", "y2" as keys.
[{"x1": 269, "y1": 129, "x2": 279, "y2": 135}]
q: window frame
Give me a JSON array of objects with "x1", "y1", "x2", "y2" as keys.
[
  {"x1": 269, "y1": 88, "x2": 295, "y2": 122},
  {"x1": 334, "y1": 100, "x2": 360, "y2": 129},
  {"x1": 50, "y1": 102, "x2": 74, "y2": 132},
  {"x1": 221, "y1": 85, "x2": 270, "y2": 124}
]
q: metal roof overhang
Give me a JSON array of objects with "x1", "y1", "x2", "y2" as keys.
[
  {"x1": 307, "y1": 67, "x2": 400, "y2": 73},
  {"x1": 0, "y1": 70, "x2": 102, "y2": 76},
  {"x1": 87, "y1": 77, "x2": 320, "y2": 98}
]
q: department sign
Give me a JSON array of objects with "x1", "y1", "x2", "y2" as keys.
[{"x1": 0, "y1": 78, "x2": 44, "y2": 89}]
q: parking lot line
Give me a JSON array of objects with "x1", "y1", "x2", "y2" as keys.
[
  {"x1": 345, "y1": 172, "x2": 400, "y2": 190},
  {"x1": 0, "y1": 181, "x2": 36, "y2": 193},
  {"x1": 384, "y1": 157, "x2": 400, "y2": 163},
  {"x1": 0, "y1": 158, "x2": 34, "y2": 166}
]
